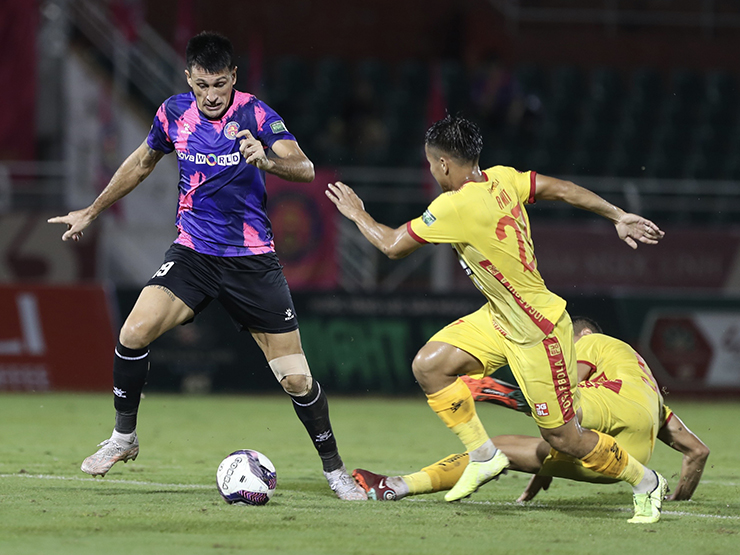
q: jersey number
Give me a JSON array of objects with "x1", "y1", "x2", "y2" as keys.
[
  {"x1": 153, "y1": 261, "x2": 175, "y2": 278},
  {"x1": 496, "y1": 215, "x2": 536, "y2": 271}
]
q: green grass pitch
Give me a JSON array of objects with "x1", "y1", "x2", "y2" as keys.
[{"x1": 1, "y1": 393, "x2": 738, "y2": 555}]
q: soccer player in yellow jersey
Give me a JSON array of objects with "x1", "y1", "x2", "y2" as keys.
[
  {"x1": 326, "y1": 115, "x2": 668, "y2": 523},
  {"x1": 353, "y1": 318, "x2": 709, "y2": 506}
]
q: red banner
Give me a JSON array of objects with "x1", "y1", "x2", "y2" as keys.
[
  {"x1": 0, "y1": 0, "x2": 37, "y2": 160},
  {"x1": 0, "y1": 285, "x2": 115, "y2": 391},
  {"x1": 267, "y1": 169, "x2": 338, "y2": 290},
  {"x1": 532, "y1": 223, "x2": 740, "y2": 291}
]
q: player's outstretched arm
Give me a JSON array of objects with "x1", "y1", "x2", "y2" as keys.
[
  {"x1": 238, "y1": 131, "x2": 314, "y2": 182},
  {"x1": 517, "y1": 474, "x2": 552, "y2": 502},
  {"x1": 325, "y1": 181, "x2": 422, "y2": 259},
  {"x1": 48, "y1": 140, "x2": 164, "y2": 241},
  {"x1": 657, "y1": 412, "x2": 710, "y2": 501},
  {"x1": 534, "y1": 174, "x2": 665, "y2": 249}
]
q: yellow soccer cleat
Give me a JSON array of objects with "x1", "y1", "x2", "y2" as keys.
[
  {"x1": 628, "y1": 472, "x2": 668, "y2": 524},
  {"x1": 444, "y1": 449, "x2": 509, "y2": 502}
]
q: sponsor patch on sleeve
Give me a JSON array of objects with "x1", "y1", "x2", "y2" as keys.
[
  {"x1": 270, "y1": 120, "x2": 288, "y2": 134},
  {"x1": 421, "y1": 210, "x2": 436, "y2": 226}
]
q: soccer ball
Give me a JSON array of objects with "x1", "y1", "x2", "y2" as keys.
[{"x1": 216, "y1": 450, "x2": 277, "y2": 505}]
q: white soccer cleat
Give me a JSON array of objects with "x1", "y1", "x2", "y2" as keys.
[
  {"x1": 81, "y1": 434, "x2": 139, "y2": 477},
  {"x1": 324, "y1": 465, "x2": 368, "y2": 500}
]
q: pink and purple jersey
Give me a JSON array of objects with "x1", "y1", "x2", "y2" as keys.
[{"x1": 147, "y1": 90, "x2": 296, "y2": 256}]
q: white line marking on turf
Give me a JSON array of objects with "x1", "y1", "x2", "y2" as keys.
[
  {"x1": 3, "y1": 474, "x2": 739, "y2": 520},
  {"x1": 407, "y1": 497, "x2": 740, "y2": 520},
  {"x1": 0, "y1": 473, "x2": 212, "y2": 489}
]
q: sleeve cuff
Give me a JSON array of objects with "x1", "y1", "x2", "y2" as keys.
[
  {"x1": 528, "y1": 171, "x2": 537, "y2": 204},
  {"x1": 578, "y1": 360, "x2": 597, "y2": 380},
  {"x1": 406, "y1": 221, "x2": 429, "y2": 244}
]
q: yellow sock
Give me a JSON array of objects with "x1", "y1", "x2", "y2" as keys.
[
  {"x1": 580, "y1": 431, "x2": 645, "y2": 486},
  {"x1": 427, "y1": 378, "x2": 489, "y2": 452},
  {"x1": 402, "y1": 471, "x2": 433, "y2": 495},
  {"x1": 403, "y1": 452, "x2": 470, "y2": 495}
]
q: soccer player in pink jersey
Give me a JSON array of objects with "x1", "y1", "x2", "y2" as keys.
[{"x1": 49, "y1": 32, "x2": 366, "y2": 500}]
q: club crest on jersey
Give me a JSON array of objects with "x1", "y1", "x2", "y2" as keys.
[
  {"x1": 224, "y1": 121, "x2": 240, "y2": 140},
  {"x1": 421, "y1": 209, "x2": 436, "y2": 226}
]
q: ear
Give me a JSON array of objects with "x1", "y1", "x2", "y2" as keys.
[
  {"x1": 231, "y1": 66, "x2": 237, "y2": 85},
  {"x1": 184, "y1": 69, "x2": 192, "y2": 87},
  {"x1": 440, "y1": 156, "x2": 450, "y2": 175},
  {"x1": 581, "y1": 328, "x2": 593, "y2": 337}
]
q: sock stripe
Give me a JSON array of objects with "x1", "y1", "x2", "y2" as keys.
[
  {"x1": 291, "y1": 382, "x2": 322, "y2": 407},
  {"x1": 115, "y1": 348, "x2": 150, "y2": 361}
]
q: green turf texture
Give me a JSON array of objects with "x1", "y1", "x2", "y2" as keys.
[{"x1": 1, "y1": 393, "x2": 738, "y2": 555}]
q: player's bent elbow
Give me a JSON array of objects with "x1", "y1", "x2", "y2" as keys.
[{"x1": 694, "y1": 443, "x2": 710, "y2": 463}]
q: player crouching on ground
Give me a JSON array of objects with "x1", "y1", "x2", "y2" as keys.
[{"x1": 353, "y1": 318, "x2": 709, "y2": 512}]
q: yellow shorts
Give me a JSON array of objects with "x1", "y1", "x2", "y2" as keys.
[
  {"x1": 430, "y1": 305, "x2": 579, "y2": 429},
  {"x1": 539, "y1": 380, "x2": 662, "y2": 482}
]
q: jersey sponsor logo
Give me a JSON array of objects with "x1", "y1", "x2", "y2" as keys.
[
  {"x1": 534, "y1": 402, "x2": 549, "y2": 416},
  {"x1": 270, "y1": 120, "x2": 288, "y2": 134},
  {"x1": 176, "y1": 150, "x2": 242, "y2": 167},
  {"x1": 421, "y1": 209, "x2": 436, "y2": 226},
  {"x1": 223, "y1": 121, "x2": 240, "y2": 140}
]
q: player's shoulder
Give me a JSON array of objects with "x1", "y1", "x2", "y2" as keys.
[{"x1": 158, "y1": 92, "x2": 196, "y2": 116}]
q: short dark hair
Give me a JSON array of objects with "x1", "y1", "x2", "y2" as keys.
[
  {"x1": 572, "y1": 316, "x2": 603, "y2": 335},
  {"x1": 186, "y1": 32, "x2": 234, "y2": 73},
  {"x1": 424, "y1": 115, "x2": 483, "y2": 163}
]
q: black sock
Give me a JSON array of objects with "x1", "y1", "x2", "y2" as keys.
[
  {"x1": 113, "y1": 342, "x2": 150, "y2": 434},
  {"x1": 290, "y1": 381, "x2": 343, "y2": 472}
]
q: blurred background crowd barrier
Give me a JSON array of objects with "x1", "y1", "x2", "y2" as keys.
[{"x1": 1, "y1": 0, "x2": 739, "y2": 396}]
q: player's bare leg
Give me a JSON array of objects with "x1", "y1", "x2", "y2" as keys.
[
  {"x1": 82, "y1": 285, "x2": 194, "y2": 476},
  {"x1": 540, "y1": 418, "x2": 666, "y2": 523},
  {"x1": 412, "y1": 342, "x2": 509, "y2": 501},
  {"x1": 251, "y1": 329, "x2": 367, "y2": 500}
]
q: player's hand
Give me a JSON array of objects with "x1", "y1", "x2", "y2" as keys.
[
  {"x1": 47, "y1": 208, "x2": 95, "y2": 242},
  {"x1": 237, "y1": 129, "x2": 273, "y2": 171},
  {"x1": 325, "y1": 181, "x2": 366, "y2": 221},
  {"x1": 517, "y1": 474, "x2": 552, "y2": 502},
  {"x1": 615, "y1": 213, "x2": 665, "y2": 249}
]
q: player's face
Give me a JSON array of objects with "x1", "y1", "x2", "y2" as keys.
[
  {"x1": 185, "y1": 65, "x2": 236, "y2": 119},
  {"x1": 424, "y1": 144, "x2": 451, "y2": 191}
]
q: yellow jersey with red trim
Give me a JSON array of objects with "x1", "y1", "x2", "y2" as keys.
[
  {"x1": 407, "y1": 165, "x2": 566, "y2": 345},
  {"x1": 576, "y1": 332, "x2": 663, "y2": 404}
]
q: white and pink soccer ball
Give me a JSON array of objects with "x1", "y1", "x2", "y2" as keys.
[{"x1": 216, "y1": 450, "x2": 277, "y2": 506}]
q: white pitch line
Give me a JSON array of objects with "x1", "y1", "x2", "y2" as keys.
[
  {"x1": 0, "y1": 473, "x2": 212, "y2": 489},
  {"x1": 407, "y1": 497, "x2": 740, "y2": 520},
  {"x1": 3, "y1": 474, "x2": 739, "y2": 521}
]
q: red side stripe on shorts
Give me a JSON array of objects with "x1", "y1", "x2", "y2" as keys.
[{"x1": 543, "y1": 336, "x2": 575, "y2": 423}]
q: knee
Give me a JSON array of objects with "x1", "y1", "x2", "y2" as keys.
[
  {"x1": 541, "y1": 424, "x2": 591, "y2": 458},
  {"x1": 280, "y1": 374, "x2": 312, "y2": 396},
  {"x1": 119, "y1": 319, "x2": 154, "y2": 350},
  {"x1": 411, "y1": 347, "x2": 442, "y2": 385}
]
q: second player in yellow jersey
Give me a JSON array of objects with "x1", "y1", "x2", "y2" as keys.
[{"x1": 327, "y1": 114, "x2": 668, "y2": 522}]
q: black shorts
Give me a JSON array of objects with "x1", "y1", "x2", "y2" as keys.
[{"x1": 146, "y1": 244, "x2": 299, "y2": 333}]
